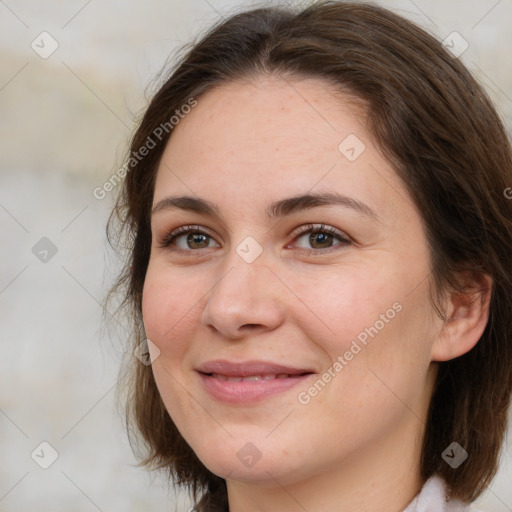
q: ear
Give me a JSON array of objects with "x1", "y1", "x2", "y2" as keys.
[{"x1": 431, "y1": 271, "x2": 493, "y2": 362}]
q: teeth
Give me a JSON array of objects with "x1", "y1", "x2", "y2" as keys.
[{"x1": 210, "y1": 373, "x2": 293, "y2": 382}]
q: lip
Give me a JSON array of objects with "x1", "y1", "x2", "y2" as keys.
[
  {"x1": 196, "y1": 359, "x2": 314, "y2": 377},
  {"x1": 196, "y1": 359, "x2": 315, "y2": 404}
]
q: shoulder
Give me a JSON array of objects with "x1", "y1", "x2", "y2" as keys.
[{"x1": 402, "y1": 474, "x2": 480, "y2": 512}]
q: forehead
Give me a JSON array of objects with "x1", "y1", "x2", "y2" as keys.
[
  {"x1": 164, "y1": 76, "x2": 365, "y2": 159},
  {"x1": 153, "y1": 76, "x2": 406, "y2": 226}
]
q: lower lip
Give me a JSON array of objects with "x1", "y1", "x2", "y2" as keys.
[{"x1": 198, "y1": 372, "x2": 313, "y2": 404}]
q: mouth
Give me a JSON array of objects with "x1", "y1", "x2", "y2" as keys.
[
  {"x1": 196, "y1": 361, "x2": 315, "y2": 404},
  {"x1": 205, "y1": 372, "x2": 312, "y2": 382},
  {"x1": 196, "y1": 359, "x2": 315, "y2": 377}
]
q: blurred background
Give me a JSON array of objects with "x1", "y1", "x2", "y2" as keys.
[{"x1": 1, "y1": 0, "x2": 511, "y2": 510}]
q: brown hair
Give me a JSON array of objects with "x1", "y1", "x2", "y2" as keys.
[{"x1": 107, "y1": 1, "x2": 512, "y2": 509}]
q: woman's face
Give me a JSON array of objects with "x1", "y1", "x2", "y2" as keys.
[{"x1": 142, "y1": 76, "x2": 443, "y2": 488}]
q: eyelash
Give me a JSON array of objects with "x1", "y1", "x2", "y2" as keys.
[{"x1": 158, "y1": 223, "x2": 351, "y2": 256}]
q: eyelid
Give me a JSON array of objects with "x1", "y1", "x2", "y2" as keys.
[
  {"x1": 289, "y1": 223, "x2": 347, "y2": 240},
  {"x1": 158, "y1": 223, "x2": 351, "y2": 253},
  {"x1": 158, "y1": 224, "x2": 219, "y2": 249},
  {"x1": 287, "y1": 223, "x2": 351, "y2": 252}
]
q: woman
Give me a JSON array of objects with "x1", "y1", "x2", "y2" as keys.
[{"x1": 108, "y1": 1, "x2": 512, "y2": 511}]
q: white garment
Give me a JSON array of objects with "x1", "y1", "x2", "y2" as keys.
[{"x1": 402, "y1": 474, "x2": 483, "y2": 512}]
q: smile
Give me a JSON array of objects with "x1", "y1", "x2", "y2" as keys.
[
  {"x1": 209, "y1": 372, "x2": 307, "y2": 382},
  {"x1": 198, "y1": 371, "x2": 314, "y2": 404}
]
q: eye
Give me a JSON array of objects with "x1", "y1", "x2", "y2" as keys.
[
  {"x1": 289, "y1": 223, "x2": 351, "y2": 255},
  {"x1": 158, "y1": 223, "x2": 351, "y2": 255},
  {"x1": 158, "y1": 225, "x2": 220, "y2": 252}
]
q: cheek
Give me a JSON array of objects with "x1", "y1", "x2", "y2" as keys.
[
  {"x1": 292, "y1": 264, "x2": 432, "y2": 395},
  {"x1": 141, "y1": 263, "x2": 197, "y2": 357},
  {"x1": 287, "y1": 265, "x2": 393, "y2": 354},
  {"x1": 141, "y1": 264, "x2": 200, "y2": 421}
]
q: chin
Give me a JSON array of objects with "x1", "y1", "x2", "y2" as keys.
[
  {"x1": 194, "y1": 443, "x2": 306, "y2": 488},
  {"x1": 207, "y1": 463, "x2": 292, "y2": 487}
]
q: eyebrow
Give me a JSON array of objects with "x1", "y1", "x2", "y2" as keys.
[{"x1": 151, "y1": 192, "x2": 380, "y2": 222}]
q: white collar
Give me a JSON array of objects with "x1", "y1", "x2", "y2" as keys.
[{"x1": 403, "y1": 474, "x2": 477, "y2": 512}]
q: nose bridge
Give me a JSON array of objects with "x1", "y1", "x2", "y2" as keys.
[{"x1": 200, "y1": 238, "x2": 285, "y2": 337}]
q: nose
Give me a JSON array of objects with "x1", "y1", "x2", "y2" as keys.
[{"x1": 200, "y1": 249, "x2": 286, "y2": 340}]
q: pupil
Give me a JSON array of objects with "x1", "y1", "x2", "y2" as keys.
[
  {"x1": 185, "y1": 232, "x2": 333, "y2": 250},
  {"x1": 310, "y1": 232, "x2": 331, "y2": 248},
  {"x1": 188, "y1": 233, "x2": 208, "y2": 248}
]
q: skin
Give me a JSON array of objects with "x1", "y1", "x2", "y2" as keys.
[{"x1": 142, "y1": 75, "x2": 492, "y2": 512}]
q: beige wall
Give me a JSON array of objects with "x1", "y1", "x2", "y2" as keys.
[{"x1": 1, "y1": 1, "x2": 510, "y2": 510}]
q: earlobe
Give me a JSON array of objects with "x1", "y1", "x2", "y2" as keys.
[{"x1": 431, "y1": 272, "x2": 493, "y2": 362}]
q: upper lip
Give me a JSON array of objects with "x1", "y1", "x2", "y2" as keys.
[{"x1": 196, "y1": 359, "x2": 315, "y2": 377}]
